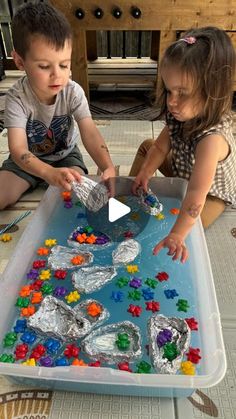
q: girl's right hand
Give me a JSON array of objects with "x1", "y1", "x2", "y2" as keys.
[{"x1": 132, "y1": 171, "x2": 150, "y2": 195}]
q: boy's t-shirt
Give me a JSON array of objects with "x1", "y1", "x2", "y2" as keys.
[{"x1": 4, "y1": 77, "x2": 91, "y2": 161}]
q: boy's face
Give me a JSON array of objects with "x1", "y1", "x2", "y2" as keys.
[
  {"x1": 13, "y1": 35, "x2": 72, "y2": 104},
  {"x1": 161, "y1": 66, "x2": 204, "y2": 122}
]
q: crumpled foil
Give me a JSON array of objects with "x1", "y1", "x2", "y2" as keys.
[
  {"x1": 81, "y1": 321, "x2": 142, "y2": 364},
  {"x1": 47, "y1": 245, "x2": 93, "y2": 270},
  {"x1": 74, "y1": 299, "x2": 109, "y2": 329},
  {"x1": 148, "y1": 314, "x2": 191, "y2": 374},
  {"x1": 72, "y1": 265, "x2": 117, "y2": 293},
  {"x1": 138, "y1": 188, "x2": 163, "y2": 216},
  {"x1": 28, "y1": 296, "x2": 91, "y2": 341},
  {"x1": 67, "y1": 226, "x2": 111, "y2": 250},
  {"x1": 112, "y1": 239, "x2": 140, "y2": 265},
  {"x1": 71, "y1": 176, "x2": 108, "y2": 212}
]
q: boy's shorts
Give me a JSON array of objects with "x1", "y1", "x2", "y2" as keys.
[{"x1": 0, "y1": 145, "x2": 88, "y2": 189}]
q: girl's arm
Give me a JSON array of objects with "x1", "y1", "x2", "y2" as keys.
[
  {"x1": 132, "y1": 125, "x2": 171, "y2": 193},
  {"x1": 77, "y1": 117, "x2": 115, "y2": 180},
  {"x1": 153, "y1": 133, "x2": 228, "y2": 262}
]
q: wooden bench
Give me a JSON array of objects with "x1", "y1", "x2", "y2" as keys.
[{"x1": 51, "y1": 0, "x2": 236, "y2": 99}]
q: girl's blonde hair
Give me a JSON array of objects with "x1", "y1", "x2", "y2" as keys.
[{"x1": 157, "y1": 27, "x2": 235, "y2": 136}]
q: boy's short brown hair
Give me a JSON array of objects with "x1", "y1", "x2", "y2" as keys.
[{"x1": 12, "y1": 2, "x2": 72, "y2": 58}]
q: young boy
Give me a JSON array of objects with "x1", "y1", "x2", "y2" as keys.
[{"x1": 0, "y1": 2, "x2": 115, "y2": 210}]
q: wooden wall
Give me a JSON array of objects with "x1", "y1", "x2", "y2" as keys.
[{"x1": 50, "y1": 0, "x2": 236, "y2": 98}]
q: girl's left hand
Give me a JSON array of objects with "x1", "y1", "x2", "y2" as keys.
[
  {"x1": 100, "y1": 166, "x2": 116, "y2": 197},
  {"x1": 153, "y1": 232, "x2": 189, "y2": 263}
]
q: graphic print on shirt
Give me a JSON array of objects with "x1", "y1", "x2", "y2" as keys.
[{"x1": 26, "y1": 115, "x2": 72, "y2": 156}]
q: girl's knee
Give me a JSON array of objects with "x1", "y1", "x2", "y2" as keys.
[
  {"x1": 201, "y1": 196, "x2": 226, "y2": 228},
  {"x1": 138, "y1": 139, "x2": 155, "y2": 154}
]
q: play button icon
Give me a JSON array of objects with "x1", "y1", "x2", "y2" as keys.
[
  {"x1": 108, "y1": 197, "x2": 131, "y2": 222},
  {"x1": 85, "y1": 177, "x2": 151, "y2": 243}
]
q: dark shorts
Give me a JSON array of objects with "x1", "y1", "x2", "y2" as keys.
[{"x1": 0, "y1": 145, "x2": 88, "y2": 189}]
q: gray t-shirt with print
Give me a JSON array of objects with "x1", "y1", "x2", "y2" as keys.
[{"x1": 4, "y1": 77, "x2": 91, "y2": 161}]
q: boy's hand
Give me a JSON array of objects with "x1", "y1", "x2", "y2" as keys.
[
  {"x1": 153, "y1": 232, "x2": 189, "y2": 263},
  {"x1": 44, "y1": 167, "x2": 82, "y2": 191},
  {"x1": 132, "y1": 171, "x2": 150, "y2": 195}
]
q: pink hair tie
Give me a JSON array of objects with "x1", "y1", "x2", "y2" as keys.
[{"x1": 181, "y1": 36, "x2": 196, "y2": 45}]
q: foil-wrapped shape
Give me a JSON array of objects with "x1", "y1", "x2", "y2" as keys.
[
  {"x1": 112, "y1": 239, "x2": 140, "y2": 265},
  {"x1": 148, "y1": 314, "x2": 191, "y2": 374},
  {"x1": 71, "y1": 176, "x2": 108, "y2": 212},
  {"x1": 47, "y1": 245, "x2": 93, "y2": 270},
  {"x1": 67, "y1": 226, "x2": 111, "y2": 250},
  {"x1": 138, "y1": 188, "x2": 163, "y2": 216},
  {"x1": 72, "y1": 265, "x2": 117, "y2": 293},
  {"x1": 27, "y1": 296, "x2": 91, "y2": 341},
  {"x1": 81, "y1": 321, "x2": 142, "y2": 364},
  {"x1": 74, "y1": 299, "x2": 109, "y2": 330}
]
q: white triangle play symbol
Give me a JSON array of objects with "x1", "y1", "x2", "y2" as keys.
[{"x1": 108, "y1": 197, "x2": 131, "y2": 222}]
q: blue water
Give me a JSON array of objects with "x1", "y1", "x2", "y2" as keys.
[{"x1": 1, "y1": 194, "x2": 202, "y2": 374}]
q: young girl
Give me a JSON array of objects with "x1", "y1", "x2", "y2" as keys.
[{"x1": 130, "y1": 26, "x2": 236, "y2": 263}]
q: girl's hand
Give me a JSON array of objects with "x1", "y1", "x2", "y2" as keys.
[
  {"x1": 100, "y1": 166, "x2": 116, "y2": 197},
  {"x1": 44, "y1": 167, "x2": 82, "y2": 191},
  {"x1": 153, "y1": 232, "x2": 189, "y2": 263},
  {"x1": 132, "y1": 171, "x2": 150, "y2": 195}
]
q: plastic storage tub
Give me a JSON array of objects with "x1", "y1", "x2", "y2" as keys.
[{"x1": 0, "y1": 177, "x2": 226, "y2": 397}]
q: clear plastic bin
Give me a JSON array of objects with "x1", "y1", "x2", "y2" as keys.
[{"x1": 0, "y1": 177, "x2": 226, "y2": 397}]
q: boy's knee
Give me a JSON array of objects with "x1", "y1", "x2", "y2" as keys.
[
  {"x1": 0, "y1": 200, "x2": 9, "y2": 210},
  {"x1": 0, "y1": 192, "x2": 19, "y2": 210},
  {"x1": 0, "y1": 198, "x2": 13, "y2": 210}
]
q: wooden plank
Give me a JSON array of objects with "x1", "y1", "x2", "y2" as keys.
[
  {"x1": 228, "y1": 31, "x2": 236, "y2": 47},
  {"x1": 51, "y1": 0, "x2": 236, "y2": 30},
  {"x1": 3, "y1": 59, "x2": 17, "y2": 71},
  {"x1": 150, "y1": 31, "x2": 159, "y2": 60},
  {"x1": 71, "y1": 28, "x2": 89, "y2": 99},
  {"x1": 89, "y1": 58, "x2": 157, "y2": 66},
  {"x1": 88, "y1": 64, "x2": 157, "y2": 69},
  {"x1": 88, "y1": 69, "x2": 156, "y2": 75},
  {"x1": 89, "y1": 74, "x2": 156, "y2": 84},
  {"x1": 86, "y1": 31, "x2": 97, "y2": 60},
  {"x1": 5, "y1": 70, "x2": 24, "y2": 77},
  {"x1": 156, "y1": 30, "x2": 176, "y2": 90}
]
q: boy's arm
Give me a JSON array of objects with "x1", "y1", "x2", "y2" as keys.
[
  {"x1": 153, "y1": 134, "x2": 226, "y2": 261},
  {"x1": 77, "y1": 117, "x2": 115, "y2": 178},
  {"x1": 9, "y1": 127, "x2": 50, "y2": 178},
  {"x1": 8, "y1": 127, "x2": 82, "y2": 190}
]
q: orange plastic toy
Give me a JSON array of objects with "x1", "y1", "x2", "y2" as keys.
[
  {"x1": 21, "y1": 306, "x2": 36, "y2": 317},
  {"x1": 19, "y1": 285, "x2": 32, "y2": 297},
  {"x1": 31, "y1": 292, "x2": 43, "y2": 304},
  {"x1": 72, "y1": 359, "x2": 87, "y2": 366},
  {"x1": 37, "y1": 247, "x2": 50, "y2": 256},
  {"x1": 170, "y1": 208, "x2": 180, "y2": 215},
  {"x1": 86, "y1": 302, "x2": 102, "y2": 317},
  {"x1": 71, "y1": 255, "x2": 85, "y2": 265}
]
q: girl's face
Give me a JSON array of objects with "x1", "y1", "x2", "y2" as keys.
[
  {"x1": 161, "y1": 66, "x2": 204, "y2": 122},
  {"x1": 13, "y1": 35, "x2": 72, "y2": 105}
]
